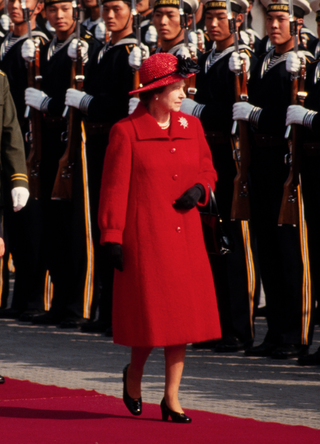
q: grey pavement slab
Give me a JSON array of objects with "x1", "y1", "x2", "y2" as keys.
[{"x1": 0, "y1": 318, "x2": 319, "y2": 429}]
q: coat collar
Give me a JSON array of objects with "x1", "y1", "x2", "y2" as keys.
[{"x1": 130, "y1": 102, "x2": 194, "y2": 141}]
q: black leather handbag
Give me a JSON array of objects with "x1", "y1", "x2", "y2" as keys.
[{"x1": 198, "y1": 185, "x2": 233, "y2": 256}]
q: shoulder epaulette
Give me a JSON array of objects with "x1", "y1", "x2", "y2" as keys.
[
  {"x1": 241, "y1": 48, "x2": 252, "y2": 57},
  {"x1": 0, "y1": 70, "x2": 5, "y2": 77},
  {"x1": 126, "y1": 44, "x2": 136, "y2": 54},
  {"x1": 303, "y1": 51, "x2": 315, "y2": 62}
]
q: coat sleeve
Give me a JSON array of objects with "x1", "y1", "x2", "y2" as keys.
[
  {"x1": 1, "y1": 73, "x2": 28, "y2": 190},
  {"x1": 98, "y1": 121, "x2": 132, "y2": 245},
  {"x1": 195, "y1": 118, "x2": 218, "y2": 206}
]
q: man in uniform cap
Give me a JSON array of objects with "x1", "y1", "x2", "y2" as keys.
[
  {"x1": 180, "y1": 0, "x2": 260, "y2": 352},
  {"x1": 234, "y1": 0, "x2": 315, "y2": 358},
  {"x1": 0, "y1": 0, "x2": 49, "y2": 319},
  {"x1": 64, "y1": 0, "x2": 140, "y2": 334},
  {"x1": 150, "y1": 0, "x2": 199, "y2": 56},
  {"x1": 23, "y1": 0, "x2": 100, "y2": 327}
]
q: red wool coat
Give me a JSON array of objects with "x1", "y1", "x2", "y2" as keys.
[{"x1": 98, "y1": 103, "x2": 221, "y2": 347}]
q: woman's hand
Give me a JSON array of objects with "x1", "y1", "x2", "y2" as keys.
[
  {"x1": 173, "y1": 184, "x2": 205, "y2": 210},
  {"x1": 104, "y1": 242, "x2": 123, "y2": 271}
]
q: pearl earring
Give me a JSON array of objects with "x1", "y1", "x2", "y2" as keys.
[{"x1": 155, "y1": 96, "x2": 159, "y2": 101}]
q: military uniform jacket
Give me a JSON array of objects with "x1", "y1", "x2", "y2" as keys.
[
  {"x1": 195, "y1": 42, "x2": 257, "y2": 133},
  {"x1": 0, "y1": 28, "x2": 49, "y2": 121},
  {"x1": 84, "y1": 32, "x2": 137, "y2": 125},
  {"x1": 0, "y1": 71, "x2": 28, "y2": 206},
  {"x1": 248, "y1": 46, "x2": 314, "y2": 137},
  {"x1": 40, "y1": 28, "x2": 101, "y2": 117},
  {"x1": 303, "y1": 59, "x2": 320, "y2": 137}
]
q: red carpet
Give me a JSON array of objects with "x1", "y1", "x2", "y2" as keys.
[{"x1": 0, "y1": 378, "x2": 319, "y2": 444}]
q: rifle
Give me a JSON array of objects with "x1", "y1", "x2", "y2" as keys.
[
  {"x1": 278, "y1": 0, "x2": 307, "y2": 226},
  {"x1": 132, "y1": 0, "x2": 141, "y2": 98},
  {"x1": 22, "y1": 0, "x2": 42, "y2": 199},
  {"x1": 179, "y1": 0, "x2": 197, "y2": 99},
  {"x1": 227, "y1": 0, "x2": 250, "y2": 221},
  {"x1": 51, "y1": 1, "x2": 84, "y2": 200},
  {"x1": 97, "y1": 0, "x2": 110, "y2": 42}
]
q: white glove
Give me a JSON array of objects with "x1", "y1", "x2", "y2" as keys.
[
  {"x1": 196, "y1": 29, "x2": 205, "y2": 47},
  {"x1": 95, "y1": 21, "x2": 107, "y2": 42},
  {"x1": 128, "y1": 97, "x2": 140, "y2": 114},
  {"x1": 21, "y1": 39, "x2": 36, "y2": 62},
  {"x1": 68, "y1": 39, "x2": 89, "y2": 62},
  {"x1": 25, "y1": 87, "x2": 48, "y2": 111},
  {"x1": 228, "y1": 52, "x2": 250, "y2": 74},
  {"x1": 45, "y1": 20, "x2": 56, "y2": 34},
  {"x1": 286, "y1": 51, "x2": 305, "y2": 74},
  {"x1": 11, "y1": 187, "x2": 30, "y2": 212},
  {"x1": 180, "y1": 98, "x2": 198, "y2": 115},
  {"x1": 232, "y1": 102, "x2": 255, "y2": 121},
  {"x1": 188, "y1": 31, "x2": 198, "y2": 45},
  {"x1": 0, "y1": 14, "x2": 10, "y2": 32},
  {"x1": 286, "y1": 105, "x2": 309, "y2": 126},
  {"x1": 145, "y1": 25, "x2": 157, "y2": 44},
  {"x1": 176, "y1": 45, "x2": 191, "y2": 59},
  {"x1": 65, "y1": 88, "x2": 87, "y2": 109},
  {"x1": 128, "y1": 44, "x2": 150, "y2": 70}
]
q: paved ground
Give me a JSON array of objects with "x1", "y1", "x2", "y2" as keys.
[{"x1": 0, "y1": 316, "x2": 319, "y2": 429}]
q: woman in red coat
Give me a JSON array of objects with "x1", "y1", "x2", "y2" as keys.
[{"x1": 98, "y1": 53, "x2": 221, "y2": 423}]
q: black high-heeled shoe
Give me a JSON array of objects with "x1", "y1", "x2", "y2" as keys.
[
  {"x1": 122, "y1": 364, "x2": 142, "y2": 416},
  {"x1": 160, "y1": 398, "x2": 192, "y2": 423}
]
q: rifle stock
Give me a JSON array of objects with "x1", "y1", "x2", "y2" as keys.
[
  {"x1": 26, "y1": 41, "x2": 42, "y2": 199},
  {"x1": 230, "y1": 61, "x2": 251, "y2": 221},
  {"x1": 278, "y1": 67, "x2": 305, "y2": 226},
  {"x1": 51, "y1": 31, "x2": 84, "y2": 200}
]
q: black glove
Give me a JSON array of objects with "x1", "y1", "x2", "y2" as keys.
[
  {"x1": 173, "y1": 184, "x2": 205, "y2": 210},
  {"x1": 104, "y1": 242, "x2": 123, "y2": 271}
]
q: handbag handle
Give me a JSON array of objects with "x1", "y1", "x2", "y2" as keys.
[{"x1": 207, "y1": 184, "x2": 220, "y2": 219}]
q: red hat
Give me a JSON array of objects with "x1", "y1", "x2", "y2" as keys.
[{"x1": 129, "y1": 53, "x2": 198, "y2": 95}]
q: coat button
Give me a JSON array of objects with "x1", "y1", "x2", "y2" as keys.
[
  {"x1": 172, "y1": 174, "x2": 178, "y2": 180},
  {"x1": 170, "y1": 148, "x2": 176, "y2": 153},
  {"x1": 176, "y1": 227, "x2": 181, "y2": 233}
]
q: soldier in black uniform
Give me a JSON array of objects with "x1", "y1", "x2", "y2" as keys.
[
  {"x1": 284, "y1": 34, "x2": 320, "y2": 365},
  {"x1": 64, "y1": 0, "x2": 138, "y2": 334},
  {"x1": 0, "y1": 0, "x2": 49, "y2": 319},
  {"x1": 234, "y1": 0, "x2": 315, "y2": 358},
  {"x1": 24, "y1": 0, "x2": 100, "y2": 327},
  {"x1": 180, "y1": 0, "x2": 260, "y2": 352},
  {"x1": 0, "y1": 69, "x2": 29, "y2": 383}
]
